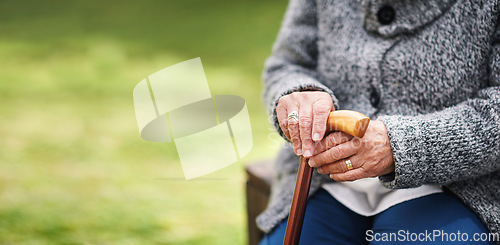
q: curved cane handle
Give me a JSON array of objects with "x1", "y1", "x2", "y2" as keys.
[{"x1": 326, "y1": 110, "x2": 370, "y2": 137}]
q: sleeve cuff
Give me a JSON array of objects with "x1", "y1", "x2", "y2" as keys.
[{"x1": 376, "y1": 114, "x2": 428, "y2": 189}]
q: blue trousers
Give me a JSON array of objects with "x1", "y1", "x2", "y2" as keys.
[{"x1": 260, "y1": 189, "x2": 493, "y2": 245}]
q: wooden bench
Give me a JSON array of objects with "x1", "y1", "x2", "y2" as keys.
[{"x1": 245, "y1": 161, "x2": 274, "y2": 245}]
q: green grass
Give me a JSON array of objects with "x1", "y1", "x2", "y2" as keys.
[{"x1": 0, "y1": 0, "x2": 288, "y2": 243}]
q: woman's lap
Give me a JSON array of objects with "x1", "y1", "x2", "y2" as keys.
[
  {"x1": 371, "y1": 193, "x2": 491, "y2": 244},
  {"x1": 260, "y1": 189, "x2": 492, "y2": 245},
  {"x1": 259, "y1": 188, "x2": 370, "y2": 245}
]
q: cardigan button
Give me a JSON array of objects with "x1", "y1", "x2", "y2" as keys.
[
  {"x1": 370, "y1": 87, "x2": 381, "y2": 107},
  {"x1": 376, "y1": 5, "x2": 396, "y2": 25}
]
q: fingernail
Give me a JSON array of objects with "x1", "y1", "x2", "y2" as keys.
[
  {"x1": 304, "y1": 150, "x2": 312, "y2": 157},
  {"x1": 308, "y1": 159, "x2": 315, "y2": 167},
  {"x1": 296, "y1": 149, "x2": 303, "y2": 156},
  {"x1": 313, "y1": 133, "x2": 320, "y2": 141}
]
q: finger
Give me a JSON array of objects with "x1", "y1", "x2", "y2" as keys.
[
  {"x1": 313, "y1": 132, "x2": 353, "y2": 155},
  {"x1": 309, "y1": 140, "x2": 358, "y2": 167},
  {"x1": 288, "y1": 119, "x2": 302, "y2": 156},
  {"x1": 330, "y1": 168, "x2": 367, "y2": 182},
  {"x1": 299, "y1": 104, "x2": 314, "y2": 158},
  {"x1": 311, "y1": 100, "x2": 333, "y2": 142},
  {"x1": 315, "y1": 154, "x2": 361, "y2": 174},
  {"x1": 286, "y1": 106, "x2": 302, "y2": 156},
  {"x1": 276, "y1": 98, "x2": 291, "y2": 140}
]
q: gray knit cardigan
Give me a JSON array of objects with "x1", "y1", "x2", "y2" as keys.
[{"x1": 258, "y1": 0, "x2": 500, "y2": 237}]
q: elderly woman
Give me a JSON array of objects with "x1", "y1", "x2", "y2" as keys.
[{"x1": 257, "y1": 0, "x2": 500, "y2": 244}]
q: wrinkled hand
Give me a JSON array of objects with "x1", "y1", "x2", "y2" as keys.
[
  {"x1": 276, "y1": 91, "x2": 334, "y2": 157},
  {"x1": 308, "y1": 120, "x2": 395, "y2": 181}
]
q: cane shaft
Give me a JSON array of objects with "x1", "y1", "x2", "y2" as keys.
[
  {"x1": 283, "y1": 110, "x2": 370, "y2": 245},
  {"x1": 282, "y1": 157, "x2": 313, "y2": 245}
]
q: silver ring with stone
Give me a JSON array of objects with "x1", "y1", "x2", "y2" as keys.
[{"x1": 287, "y1": 111, "x2": 299, "y2": 122}]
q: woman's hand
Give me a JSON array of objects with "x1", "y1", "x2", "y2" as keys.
[
  {"x1": 276, "y1": 91, "x2": 334, "y2": 157},
  {"x1": 308, "y1": 120, "x2": 395, "y2": 181}
]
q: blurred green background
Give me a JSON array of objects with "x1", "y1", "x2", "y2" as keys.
[{"x1": 0, "y1": 0, "x2": 288, "y2": 244}]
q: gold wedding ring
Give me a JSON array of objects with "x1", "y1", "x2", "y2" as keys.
[{"x1": 345, "y1": 159, "x2": 353, "y2": 171}]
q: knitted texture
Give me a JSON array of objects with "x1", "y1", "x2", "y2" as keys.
[{"x1": 258, "y1": 0, "x2": 500, "y2": 239}]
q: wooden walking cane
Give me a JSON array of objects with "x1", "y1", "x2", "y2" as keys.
[{"x1": 283, "y1": 110, "x2": 370, "y2": 245}]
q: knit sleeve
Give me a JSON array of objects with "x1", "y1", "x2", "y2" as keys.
[
  {"x1": 263, "y1": 0, "x2": 339, "y2": 140},
  {"x1": 377, "y1": 21, "x2": 500, "y2": 188}
]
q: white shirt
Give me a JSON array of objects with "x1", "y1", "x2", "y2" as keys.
[{"x1": 322, "y1": 178, "x2": 442, "y2": 216}]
